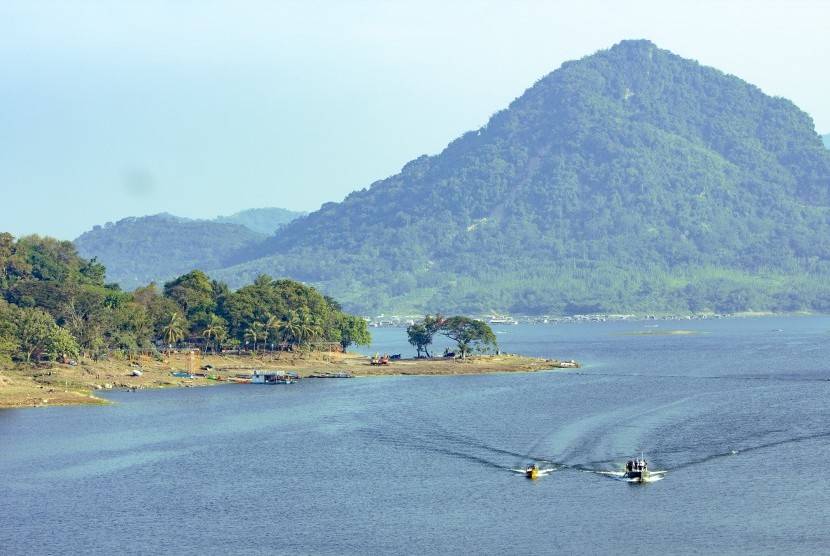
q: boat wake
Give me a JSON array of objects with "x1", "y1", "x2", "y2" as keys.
[
  {"x1": 510, "y1": 466, "x2": 556, "y2": 478},
  {"x1": 595, "y1": 470, "x2": 668, "y2": 483}
]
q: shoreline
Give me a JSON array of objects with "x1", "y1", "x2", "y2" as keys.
[{"x1": 0, "y1": 352, "x2": 578, "y2": 409}]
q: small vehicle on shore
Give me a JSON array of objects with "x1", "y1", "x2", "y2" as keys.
[{"x1": 370, "y1": 352, "x2": 389, "y2": 365}]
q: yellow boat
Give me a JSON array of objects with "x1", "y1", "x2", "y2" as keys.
[{"x1": 525, "y1": 464, "x2": 539, "y2": 479}]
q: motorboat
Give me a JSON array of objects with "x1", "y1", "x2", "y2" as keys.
[
  {"x1": 623, "y1": 457, "x2": 650, "y2": 482},
  {"x1": 525, "y1": 463, "x2": 539, "y2": 479}
]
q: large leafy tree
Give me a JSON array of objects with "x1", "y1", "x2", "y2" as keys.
[
  {"x1": 0, "y1": 300, "x2": 18, "y2": 364},
  {"x1": 438, "y1": 316, "x2": 497, "y2": 358},
  {"x1": 163, "y1": 270, "x2": 215, "y2": 334},
  {"x1": 406, "y1": 323, "x2": 432, "y2": 358},
  {"x1": 337, "y1": 314, "x2": 371, "y2": 352},
  {"x1": 406, "y1": 314, "x2": 445, "y2": 357},
  {"x1": 12, "y1": 306, "x2": 80, "y2": 363}
]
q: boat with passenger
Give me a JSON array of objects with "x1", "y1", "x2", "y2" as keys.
[
  {"x1": 623, "y1": 457, "x2": 650, "y2": 482},
  {"x1": 525, "y1": 463, "x2": 539, "y2": 479}
]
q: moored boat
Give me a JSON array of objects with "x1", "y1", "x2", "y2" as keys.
[
  {"x1": 489, "y1": 315, "x2": 518, "y2": 325},
  {"x1": 251, "y1": 371, "x2": 293, "y2": 384}
]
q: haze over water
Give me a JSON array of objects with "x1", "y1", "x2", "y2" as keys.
[{"x1": 2, "y1": 315, "x2": 828, "y2": 554}]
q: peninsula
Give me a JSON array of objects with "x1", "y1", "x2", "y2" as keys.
[{"x1": 0, "y1": 352, "x2": 578, "y2": 409}]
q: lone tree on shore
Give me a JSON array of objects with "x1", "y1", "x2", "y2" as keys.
[
  {"x1": 438, "y1": 316, "x2": 498, "y2": 358},
  {"x1": 407, "y1": 314, "x2": 496, "y2": 358},
  {"x1": 406, "y1": 314, "x2": 445, "y2": 357}
]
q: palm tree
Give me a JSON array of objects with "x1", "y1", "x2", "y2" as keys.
[
  {"x1": 202, "y1": 314, "x2": 227, "y2": 355},
  {"x1": 244, "y1": 322, "x2": 267, "y2": 355},
  {"x1": 265, "y1": 315, "x2": 285, "y2": 358},
  {"x1": 161, "y1": 311, "x2": 185, "y2": 357},
  {"x1": 274, "y1": 310, "x2": 302, "y2": 351},
  {"x1": 296, "y1": 310, "x2": 323, "y2": 353}
]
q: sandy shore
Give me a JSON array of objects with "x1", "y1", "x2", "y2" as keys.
[{"x1": 0, "y1": 351, "x2": 578, "y2": 409}]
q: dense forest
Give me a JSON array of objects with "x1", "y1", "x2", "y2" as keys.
[
  {"x1": 0, "y1": 233, "x2": 369, "y2": 366},
  {"x1": 76, "y1": 41, "x2": 830, "y2": 316},
  {"x1": 74, "y1": 208, "x2": 304, "y2": 290}
]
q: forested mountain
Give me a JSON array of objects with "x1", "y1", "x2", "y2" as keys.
[
  {"x1": 823, "y1": 134, "x2": 830, "y2": 148},
  {"x1": 206, "y1": 40, "x2": 830, "y2": 316},
  {"x1": 74, "y1": 210, "x2": 300, "y2": 291}
]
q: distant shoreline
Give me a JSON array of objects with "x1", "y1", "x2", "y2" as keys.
[{"x1": 0, "y1": 352, "x2": 578, "y2": 409}]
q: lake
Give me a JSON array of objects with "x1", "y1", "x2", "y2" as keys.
[{"x1": 2, "y1": 315, "x2": 829, "y2": 554}]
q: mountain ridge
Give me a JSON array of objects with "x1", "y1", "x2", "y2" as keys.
[
  {"x1": 78, "y1": 40, "x2": 830, "y2": 316},
  {"x1": 208, "y1": 40, "x2": 830, "y2": 315}
]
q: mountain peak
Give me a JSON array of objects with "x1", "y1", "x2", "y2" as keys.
[{"x1": 87, "y1": 42, "x2": 830, "y2": 316}]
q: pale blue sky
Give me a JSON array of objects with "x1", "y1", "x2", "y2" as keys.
[{"x1": 2, "y1": 0, "x2": 828, "y2": 240}]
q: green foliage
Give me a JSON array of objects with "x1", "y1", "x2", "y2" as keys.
[
  {"x1": 336, "y1": 314, "x2": 371, "y2": 352},
  {"x1": 405, "y1": 314, "x2": 445, "y2": 357},
  {"x1": 407, "y1": 314, "x2": 496, "y2": 358},
  {"x1": 438, "y1": 316, "x2": 497, "y2": 358},
  {"x1": 160, "y1": 311, "x2": 186, "y2": 351},
  {"x1": 406, "y1": 323, "x2": 433, "y2": 358},
  {"x1": 7, "y1": 305, "x2": 80, "y2": 363},
  {"x1": 163, "y1": 270, "x2": 216, "y2": 332},
  {"x1": 0, "y1": 234, "x2": 366, "y2": 365}
]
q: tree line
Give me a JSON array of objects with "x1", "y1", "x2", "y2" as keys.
[{"x1": 0, "y1": 233, "x2": 371, "y2": 366}]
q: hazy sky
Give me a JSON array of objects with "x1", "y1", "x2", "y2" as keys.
[{"x1": 2, "y1": 0, "x2": 828, "y2": 240}]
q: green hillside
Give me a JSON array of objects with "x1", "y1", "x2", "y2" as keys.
[
  {"x1": 210, "y1": 40, "x2": 830, "y2": 316},
  {"x1": 74, "y1": 209, "x2": 304, "y2": 291},
  {"x1": 74, "y1": 214, "x2": 266, "y2": 291}
]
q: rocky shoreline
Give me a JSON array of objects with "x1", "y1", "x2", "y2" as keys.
[{"x1": 0, "y1": 352, "x2": 578, "y2": 409}]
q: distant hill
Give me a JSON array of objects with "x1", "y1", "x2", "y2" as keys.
[
  {"x1": 823, "y1": 134, "x2": 830, "y2": 148},
  {"x1": 207, "y1": 40, "x2": 830, "y2": 316},
  {"x1": 214, "y1": 207, "x2": 306, "y2": 235},
  {"x1": 74, "y1": 209, "x2": 303, "y2": 290}
]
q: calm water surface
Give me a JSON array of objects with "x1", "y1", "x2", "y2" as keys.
[{"x1": 2, "y1": 315, "x2": 829, "y2": 554}]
